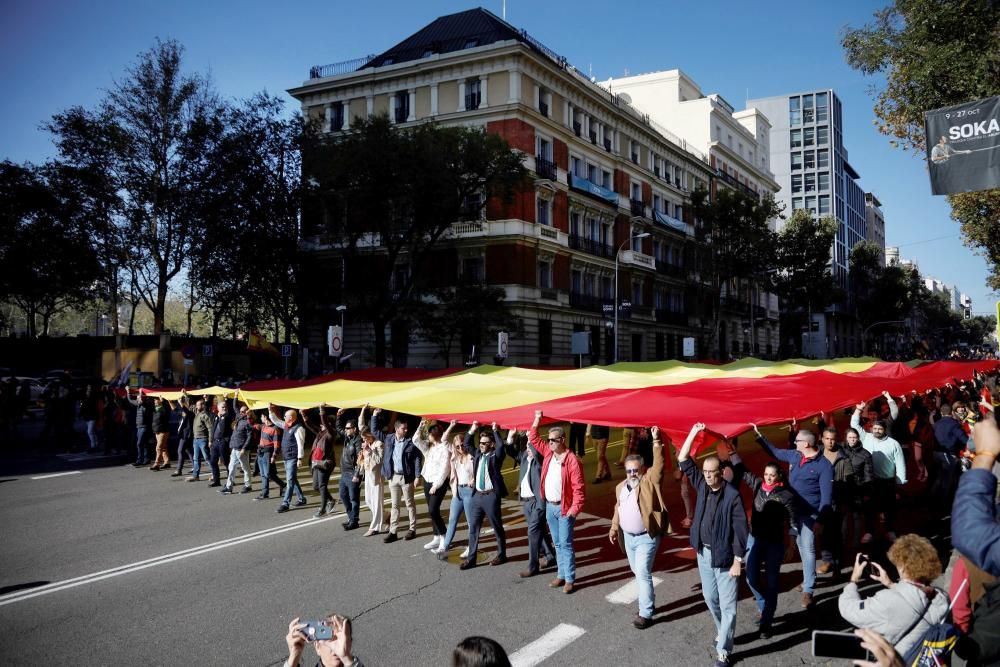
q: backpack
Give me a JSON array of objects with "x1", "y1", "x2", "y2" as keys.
[
  {"x1": 900, "y1": 588, "x2": 958, "y2": 667},
  {"x1": 967, "y1": 579, "x2": 1000, "y2": 666}
]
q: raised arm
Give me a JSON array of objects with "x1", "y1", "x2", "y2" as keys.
[
  {"x1": 751, "y1": 423, "x2": 798, "y2": 464},
  {"x1": 527, "y1": 411, "x2": 546, "y2": 458},
  {"x1": 369, "y1": 407, "x2": 387, "y2": 443},
  {"x1": 412, "y1": 418, "x2": 430, "y2": 455},
  {"x1": 648, "y1": 426, "x2": 664, "y2": 484},
  {"x1": 850, "y1": 402, "x2": 864, "y2": 432},
  {"x1": 442, "y1": 419, "x2": 456, "y2": 445},
  {"x1": 491, "y1": 423, "x2": 506, "y2": 466},
  {"x1": 883, "y1": 391, "x2": 898, "y2": 421},
  {"x1": 677, "y1": 422, "x2": 705, "y2": 463}
]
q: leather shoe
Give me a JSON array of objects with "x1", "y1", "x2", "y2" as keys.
[
  {"x1": 563, "y1": 582, "x2": 575, "y2": 594},
  {"x1": 632, "y1": 614, "x2": 651, "y2": 629},
  {"x1": 294, "y1": 499, "x2": 308, "y2": 507},
  {"x1": 276, "y1": 505, "x2": 289, "y2": 513},
  {"x1": 549, "y1": 578, "x2": 565, "y2": 588},
  {"x1": 404, "y1": 529, "x2": 417, "y2": 541},
  {"x1": 490, "y1": 555, "x2": 507, "y2": 567},
  {"x1": 383, "y1": 533, "x2": 398, "y2": 544},
  {"x1": 519, "y1": 570, "x2": 539, "y2": 578},
  {"x1": 343, "y1": 522, "x2": 359, "y2": 531},
  {"x1": 170, "y1": 471, "x2": 182, "y2": 477},
  {"x1": 459, "y1": 559, "x2": 477, "y2": 570},
  {"x1": 801, "y1": 592, "x2": 814, "y2": 608},
  {"x1": 816, "y1": 560, "x2": 831, "y2": 574},
  {"x1": 208, "y1": 481, "x2": 221, "y2": 487}
]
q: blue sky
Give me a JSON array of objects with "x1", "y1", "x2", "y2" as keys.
[{"x1": 2, "y1": 0, "x2": 995, "y2": 313}]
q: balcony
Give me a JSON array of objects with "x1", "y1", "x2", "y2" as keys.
[
  {"x1": 539, "y1": 100, "x2": 549, "y2": 117},
  {"x1": 535, "y1": 156, "x2": 557, "y2": 181},
  {"x1": 604, "y1": 137, "x2": 613, "y2": 152},
  {"x1": 655, "y1": 260, "x2": 686, "y2": 278},
  {"x1": 573, "y1": 121, "x2": 582, "y2": 137},
  {"x1": 589, "y1": 130, "x2": 598, "y2": 145},
  {"x1": 653, "y1": 210, "x2": 694, "y2": 236},
  {"x1": 394, "y1": 107, "x2": 408, "y2": 124},
  {"x1": 631, "y1": 152, "x2": 639, "y2": 164},
  {"x1": 630, "y1": 199, "x2": 646, "y2": 217},
  {"x1": 568, "y1": 234, "x2": 615, "y2": 259},
  {"x1": 653, "y1": 166, "x2": 660, "y2": 178},
  {"x1": 568, "y1": 291, "x2": 606, "y2": 313},
  {"x1": 620, "y1": 249, "x2": 655, "y2": 269},
  {"x1": 656, "y1": 309, "x2": 688, "y2": 326},
  {"x1": 465, "y1": 93, "x2": 481, "y2": 111},
  {"x1": 450, "y1": 220, "x2": 487, "y2": 237},
  {"x1": 568, "y1": 173, "x2": 619, "y2": 206}
]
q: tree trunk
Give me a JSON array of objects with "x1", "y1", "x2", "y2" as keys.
[
  {"x1": 109, "y1": 270, "x2": 121, "y2": 335},
  {"x1": 153, "y1": 281, "x2": 167, "y2": 335},
  {"x1": 128, "y1": 298, "x2": 138, "y2": 336},
  {"x1": 185, "y1": 280, "x2": 195, "y2": 337}
]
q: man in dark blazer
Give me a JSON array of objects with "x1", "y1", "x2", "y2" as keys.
[
  {"x1": 515, "y1": 428, "x2": 556, "y2": 578},
  {"x1": 371, "y1": 407, "x2": 423, "y2": 543},
  {"x1": 461, "y1": 421, "x2": 508, "y2": 570}
]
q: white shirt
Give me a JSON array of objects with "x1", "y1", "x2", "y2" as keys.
[
  {"x1": 519, "y1": 456, "x2": 534, "y2": 498},
  {"x1": 544, "y1": 454, "x2": 564, "y2": 503},
  {"x1": 455, "y1": 457, "x2": 474, "y2": 486},
  {"x1": 476, "y1": 453, "x2": 495, "y2": 492}
]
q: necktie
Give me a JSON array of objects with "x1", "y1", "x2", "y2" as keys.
[{"x1": 478, "y1": 455, "x2": 487, "y2": 490}]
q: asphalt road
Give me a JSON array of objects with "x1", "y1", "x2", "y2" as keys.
[{"x1": 0, "y1": 434, "x2": 911, "y2": 666}]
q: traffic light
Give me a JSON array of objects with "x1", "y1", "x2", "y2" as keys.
[{"x1": 964, "y1": 308, "x2": 971, "y2": 319}]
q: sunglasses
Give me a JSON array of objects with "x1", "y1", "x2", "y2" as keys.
[
  {"x1": 625, "y1": 468, "x2": 640, "y2": 475},
  {"x1": 479, "y1": 440, "x2": 492, "y2": 445},
  {"x1": 547, "y1": 437, "x2": 563, "y2": 442}
]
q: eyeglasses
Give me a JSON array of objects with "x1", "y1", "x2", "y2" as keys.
[
  {"x1": 547, "y1": 438, "x2": 563, "y2": 442},
  {"x1": 702, "y1": 468, "x2": 720, "y2": 475},
  {"x1": 479, "y1": 440, "x2": 491, "y2": 445},
  {"x1": 625, "y1": 468, "x2": 640, "y2": 475}
]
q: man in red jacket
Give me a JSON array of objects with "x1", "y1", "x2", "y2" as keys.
[{"x1": 529, "y1": 410, "x2": 586, "y2": 593}]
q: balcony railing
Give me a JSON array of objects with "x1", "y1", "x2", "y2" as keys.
[
  {"x1": 621, "y1": 249, "x2": 655, "y2": 269},
  {"x1": 589, "y1": 130, "x2": 598, "y2": 144},
  {"x1": 656, "y1": 309, "x2": 688, "y2": 326},
  {"x1": 630, "y1": 199, "x2": 646, "y2": 217},
  {"x1": 535, "y1": 156, "x2": 557, "y2": 181},
  {"x1": 568, "y1": 174, "x2": 619, "y2": 206},
  {"x1": 465, "y1": 93, "x2": 481, "y2": 111},
  {"x1": 604, "y1": 137, "x2": 613, "y2": 152},
  {"x1": 568, "y1": 234, "x2": 615, "y2": 259},
  {"x1": 568, "y1": 292, "x2": 606, "y2": 313},
  {"x1": 309, "y1": 55, "x2": 377, "y2": 79},
  {"x1": 656, "y1": 260, "x2": 686, "y2": 278},
  {"x1": 394, "y1": 107, "x2": 408, "y2": 124}
]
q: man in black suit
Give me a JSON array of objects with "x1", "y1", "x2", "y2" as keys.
[
  {"x1": 461, "y1": 421, "x2": 508, "y2": 570},
  {"x1": 513, "y1": 428, "x2": 556, "y2": 578}
]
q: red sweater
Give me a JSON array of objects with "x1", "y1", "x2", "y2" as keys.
[{"x1": 528, "y1": 426, "x2": 586, "y2": 517}]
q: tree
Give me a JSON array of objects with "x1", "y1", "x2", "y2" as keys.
[
  {"x1": 412, "y1": 284, "x2": 514, "y2": 367},
  {"x1": 691, "y1": 187, "x2": 782, "y2": 358},
  {"x1": 771, "y1": 211, "x2": 840, "y2": 356},
  {"x1": 305, "y1": 115, "x2": 528, "y2": 366},
  {"x1": 843, "y1": 1, "x2": 1000, "y2": 288},
  {"x1": 0, "y1": 161, "x2": 101, "y2": 336},
  {"x1": 47, "y1": 39, "x2": 226, "y2": 335}
]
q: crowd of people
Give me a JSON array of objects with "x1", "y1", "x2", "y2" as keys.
[{"x1": 19, "y1": 367, "x2": 1000, "y2": 666}]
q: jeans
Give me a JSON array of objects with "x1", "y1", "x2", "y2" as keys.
[
  {"x1": 468, "y1": 491, "x2": 506, "y2": 559},
  {"x1": 423, "y1": 480, "x2": 448, "y2": 536},
  {"x1": 257, "y1": 449, "x2": 284, "y2": 496},
  {"x1": 209, "y1": 440, "x2": 226, "y2": 483},
  {"x1": 623, "y1": 531, "x2": 661, "y2": 619},
  {"x1": 135, "y1": 426, "x2": 149, "y2": 464},
  {"x1": 521, "y1": 497, "x2": 554, "y2": 573},
  {"x1": 340, "y1": 473, "x2": 361, "y2": 524},
  {"x1": 312, "y1": 466, "x2": 333, "y2": 508},
  {"x1": 443, "y1": 485, "x2": 473, "y2": 548},
  {"x1": 794, "y1": 516, "x2": 817, "y2": 594},
  {"x1": 545, "y1": 503, "x2": 576, "y2": 583},
  {"x1": 387, "y1": 474, "x2": 416, "y2": 534},
  {"x1": 191, "y1": 438, "x2": 210, "y2": 477},
  {"x1": 175, "y1": 435, "x2": 193, "y2": 473},
  {"x1": 696, "y1": 545, "x2": 738, "y2": 660},
  {"x1": 85, "y1": 420, "x2": 100, "y2": 450},
  {"x1": 819, "y1": 506, "x2": 844, "y2": 567},
  {"x1": 281, "y1": 459, "x2": 305, "y2": 506},
  {"x1": 932, "y1": 451, "x2": 960, "y2": 508},
  {"x1": 745, "y1": 534, "x2": 784, "y2": 626},
  {"x1": 226, "y1": 448, "x2": 252, "y2": 489}
]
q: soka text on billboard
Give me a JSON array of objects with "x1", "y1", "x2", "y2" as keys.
[{"x1": 925, "y1": 95, "x2": 1000, "y2": 195}]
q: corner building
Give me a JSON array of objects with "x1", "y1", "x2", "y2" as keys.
[{"x1": 289, "y1": 8, "x2": 716, "y2": 367}]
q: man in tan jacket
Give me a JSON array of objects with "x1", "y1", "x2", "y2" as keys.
[{"x1": 609, "y1": 425, "x2": 669, "y2": 629}]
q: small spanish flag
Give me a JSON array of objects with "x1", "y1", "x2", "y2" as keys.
[{"x1": 248, "y1": 331, "x2": 279, "y2": 356}]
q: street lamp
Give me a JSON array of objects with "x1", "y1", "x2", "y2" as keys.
[{"x1": 614, "y1": 231, "x2": 650, "y2": 363}]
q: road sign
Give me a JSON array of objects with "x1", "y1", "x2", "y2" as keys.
[
  {"x1": 183, "y1": 358, "x2": 194, "y2": 366},
  {"x1": 328, "y1": 325, "x2": 343, "y2": 357},
  {"x1": 682, "y1": 336, "x2": 695, "y2": 357},
  {"x1": 570, "y1": 331, "x2": 590, "y2": 355},
  {"x1": 497, "y1": 331, "x2": 509, "y2": 359},
  {"x1": 202, "y1": 344, "x2": 213, "y2": 357},
  {"x1": 281, "y1": 344, "x2": 293, "y2": 358},
  {"x1": 181, "y1": 344, "x2": 196, "y2": 360}
]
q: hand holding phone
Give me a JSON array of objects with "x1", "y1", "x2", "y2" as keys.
[
  {"x1": 301, "y1": 619, "x2": 333, "y2": 642},
  {"x1": 812, "y1": 630, "x2": 873, "y2": 661}
]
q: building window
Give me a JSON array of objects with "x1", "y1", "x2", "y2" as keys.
[
  {"x1": 805, "y1": 196, "x2": 817, "y2": 214},
  {"x1": 791, "y1": 174, "x2": 802, "y2": 194},
  {"x1": 571, "y1": 269, "x2": 582, "y2": 294},
  {"x1": 536, "y1": 196, "x2": 551, "y2": 226},
  {"x1": 538, "y1": 87, "x2": 550, "y2": 117},
  {"x1": 394, "y1": 91, "x2": 409, "y2": 123},
  {"x1": 462, "y1": 257, "x2": 484, "y2": 283},
  {"x1": 818, "y1": 195, "x2": 831, "y2": 215},
  {"x1": 538, "y1": 261, "x2": 552, "y2": 289},
  {"x1": 583, "y1": 273, "x2": 595, "y2": 296},
  {"x1": 570, "y1": 211, "x2": 582, "y2": 236},
  {"x1": 803, "y1": 94, "x2": 814, "y2": 123},
  {"x1": 791, "y1": 152, "x2": 802, "y2": 170},
  {"x1": 601, "y1": 169, "x2": 612, "y2": 189},
  {"x1": 792, "y1": 197, "x2": 803, "y2": 210},
  {"x1": 330, "y1": 104, "x2": 344, "y2": 131},
  {"x1": 601, "y1": 276, "x2": 612, "y2": 300},
  {"x1": 789, "y1": 96, "x2": 801, "y2": 125},
  {"x1": 817, "y1": 126, "x2": 829, "y2": 146},
  {"x1": 538, "y1": 319, "x2": 552, "y2": 356},
  {"x1": 803, "y1": 127, "x2": 815, "y2": 146},
  {"x1": 803, "y1": 150, "x2": 815, "y2": 169},
  {"x1": 465, "y1": 78, "x2": 482, "y2": 110},
  {"x1": 632, "y1": 281, "x2": 642, "y2": 305},
  {"x1": 817, "y1": 149, "x2": 829, "y2": 169},
  {"x1": 816, "y1": 92, "x2": 829, "y2": 122},
  {"x1": 818, "y1": 172, "x2": 830, "y2": 191},
  {"x1": 631, "y1": 140, "x2": 640, "y2": 164},
  {"x1": 804, "y1": 173, "x2": 816, "y2": 192},
  {"x1": 588, "y1": 163, "x2": 599, "y2": 183},
  {"x1": 790, "y1": 129, "x2": 802, "y2": 148},
  {"x1": 537, "y1": 137, "x2": 552, "y2": 160}
]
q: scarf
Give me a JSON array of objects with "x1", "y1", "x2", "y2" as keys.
[
  {"x1": 285, "y1": 418, "x2": 296, "y2": 430},
  {"x1": 761, "y1": 481, "x2": 783, "y2": 494}
]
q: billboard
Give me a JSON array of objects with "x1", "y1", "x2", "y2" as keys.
[{"x1": 925, "y1": 95, "x2": 1000, "y2": 195}]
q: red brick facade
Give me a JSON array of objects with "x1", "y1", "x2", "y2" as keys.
[{"x1": 486, "y1": 119, "x2": 536, "y2": 155}]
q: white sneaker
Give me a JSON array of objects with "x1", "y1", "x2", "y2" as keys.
[
  {"x1": 460, "y1": 547, "x2": 469, "y2": 558},
  {"x1": 432, "y1": 544, "x2": 447, "y2": 555},
  {"x1": 423, "y1": 536, "x2": 440, "y2": 550},
  {"x1": 860, "y1": 533, "x2": 873, "y2": 544},
  {"x1": 886, "y1": 532, "x2": 897, "y2": 542}
]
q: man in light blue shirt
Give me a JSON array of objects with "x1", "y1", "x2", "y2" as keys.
[{"x1": 851, "y1": 398, "x2": 906, "y2": 543}]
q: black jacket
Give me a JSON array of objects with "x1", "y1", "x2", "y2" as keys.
[
  {"x1": 681, "y1": 458, "x2": 748, "y2": 568},
  {"x1": 743, "y1": 471, "x2": 795, "y2": 544},
  {"x1": 336, "y1": 413, "x2": 362, "y2": 475},
  {"x1": 466, "y1": 429, "x2": 508, "y2": 498}
]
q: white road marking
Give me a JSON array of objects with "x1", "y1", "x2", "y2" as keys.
[
  {"x1": 0, "y1": 511, "x2": 346, "y2": 607},
  {"x1": 30, "y1": 471, "x2": 81, "y2": 480},
  {"x1": 509, "y1": 623, "x2": 586, "y2": 667},
  {"x1": 604, "y1": 576, "x2": 663, "y2": 604}
]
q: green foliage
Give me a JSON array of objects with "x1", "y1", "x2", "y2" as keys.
[
  {"x1": 842, "y1": 0, "x2": 1000, "y2": 287},
  {"x1": 412, "y1": 284, "x2": 514, "y2": 367},
  {"x1": 305, "y1": 115, "x2": 528, "y2": 366}
]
